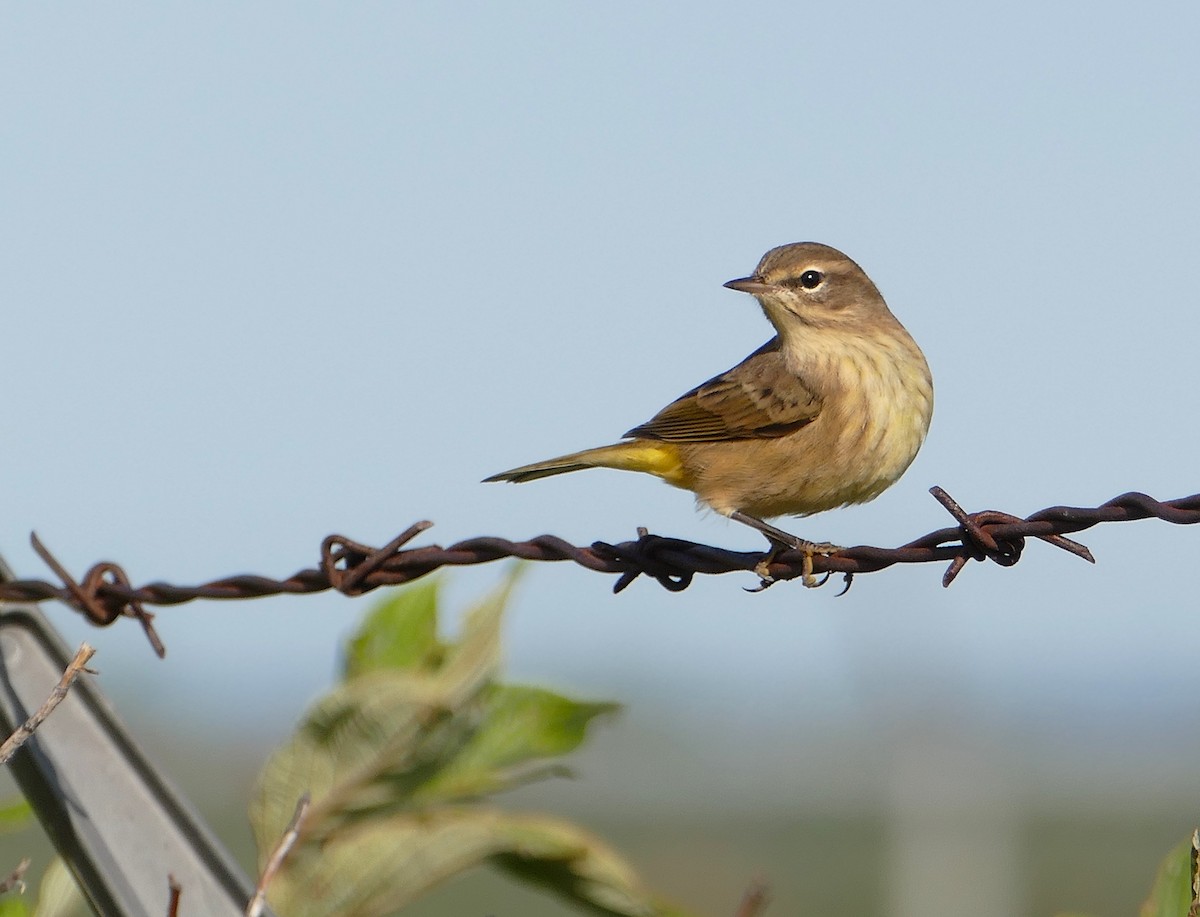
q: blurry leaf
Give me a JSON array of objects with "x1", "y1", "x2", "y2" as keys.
[
  {"x1": 268, "y1": 807, "x2": 694, "y2": 917},
  {"x1": 1139, "y1": 832, "x2": 1199, "y2": 917},
  {"x1": 342, "y1": 578, "x2": 442, "y2": 678},
  {"x1": 490, "y1": 812, "x2": 693, "y2": 916},
  {"x1": 0, "y1": 901, "x2": 28, "y2": 916},
  {"x1": 253, "y1": 568, "x2": 678, "y2": 917},
  {"x1": 414, "y1": 684, "x2": 620, "y2": 803},
  {"x1": 428, "y1": 567, "x2": 519, "y2": 709},
  {"x1": 0, "y1": 801, "x2": 33, "y2": 834},
  {"x1": 474, "y1": 684, "x2": 619, "y2": 767},
  {"x1": 269, "y1": 807, "x2": 508, "y2": 916},
  {"x1": 251, "y1": 572, "x2": 519, "y2": 859},
  {"x1": 250, "y1": 669, "x2": 479, "y2": 855},
  {"x1": 31, "y1": 859, "x2": 85, "y2": 917}
]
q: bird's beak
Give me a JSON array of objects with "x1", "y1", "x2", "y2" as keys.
[{"x1": 723, "y1": 276, "x2": 773, "y2": 295}]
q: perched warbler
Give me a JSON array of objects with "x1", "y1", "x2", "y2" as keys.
[{"x1": 485, "y1": 242, "x2": 934, "y2": 584}]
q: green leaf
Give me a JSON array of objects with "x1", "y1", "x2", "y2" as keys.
[
  {"x1": 428, "y1": 568, "x2": 518, "y2": 709},
  {"x1": 252, "y1": 567, "x2": 681, "y2": 917},
  {"x1": 268, "y1": 807, "x2": 509, "y2": 916},
  {"x1": 490, "y1": 812, "x2": 694, "y2": 917},
  {"x1": 251, "y1": 572, "x2": 520, "y2": 859},
  {"x1": 250, "y1": 668, "x2": 481, "y2": 854},
  {"x1": 413, "y1": 684, "x2": 620, "y2": 804},
  {"x1": 0, "y1": 800, "x2": 33, "y2": 834},
  {"x1": 0, "y1": 901, "x2": 29, "y2": 916},
  {"x1": 1138, "y1": 831, "x2": 1199, "y2": 917},
  {"x1": 342, "y1": 578, "x2": 443, "y2": 679},
  {"x1": 267, "y1": 807, "x2": 695, "y2": 917}
]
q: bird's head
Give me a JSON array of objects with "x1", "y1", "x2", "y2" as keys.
[{"x1": 724, "y1": 242, "x2": 895, "y2": 336}]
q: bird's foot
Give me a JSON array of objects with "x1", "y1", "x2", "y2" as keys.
[
  {"x1": 731, "y1": 511, "x2": 842, "y2": 588},
  {"x1": 751, "y1": 537, "x2": 842, "y2": 589}
]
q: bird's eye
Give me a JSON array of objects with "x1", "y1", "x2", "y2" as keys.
[{"x1": 799, "y1": 270, "x2": 824, "y2": 289}]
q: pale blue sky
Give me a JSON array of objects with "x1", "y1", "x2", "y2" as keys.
[{"x1": 2, "y1": 0, "x2": 1198, "y2": 841}]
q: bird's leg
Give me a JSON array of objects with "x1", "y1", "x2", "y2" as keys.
[{"x1": 730, "y1": 511, "x2": 842, "y2": 588}]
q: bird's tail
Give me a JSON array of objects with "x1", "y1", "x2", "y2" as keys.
[{"x1": 483, "y1": 441, "x2": 684, "y2": 484}]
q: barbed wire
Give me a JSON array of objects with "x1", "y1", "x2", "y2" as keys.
[{"x1": 0, "y1": 486, "x2": 1197, "y2": 657}]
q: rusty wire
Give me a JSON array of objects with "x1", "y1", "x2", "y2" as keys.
[{"x1": 0, "y1": 486, "x2": 1197, "y2": 656}]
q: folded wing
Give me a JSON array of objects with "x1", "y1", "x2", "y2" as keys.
[{"x1": 624, "y1": 337, "x2": 822, "y2": 443}]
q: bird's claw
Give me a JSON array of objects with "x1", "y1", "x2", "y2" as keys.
[
  {"x1": 751, "y1": 539, "x2": 841, "y2": 589},
  {"x1": 748, "y1": 559, "x2": 778, "y2": 592}
]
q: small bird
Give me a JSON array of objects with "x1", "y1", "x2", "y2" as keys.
[{"x1": 485, "y1": 242, "x2": 934, "y2": 584}]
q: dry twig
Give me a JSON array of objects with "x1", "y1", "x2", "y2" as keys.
[
  {"x1": 1189, "y1": 828, "x2": 1199, "y2": 917},
  {"x1": 0, "y1": 858, "x2": 31, "y2": 895},
  {"x1": 0, "y1": 643, "x2": 96, "y2": 765},
  {"x1": 166, "y1": 875, "x2": 182, "y2": 917},
  {"x1": 733, "y1": 877, "x2": 770, "y2": 917},
  {"x1": 245, "y1": 793, "x2": 310, "y2": 917}
]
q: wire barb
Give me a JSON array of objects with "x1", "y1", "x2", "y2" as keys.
[
  {"x1": 1, "y1": 486, "x2": 1197, "y2": 653},
  {"x1": 30, "y1": 534, "x2": 166, "y2": 657}
]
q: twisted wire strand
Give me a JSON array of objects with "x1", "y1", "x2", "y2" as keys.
[{"x1": 1, "y1": 487, "x2": 1197, "y2": 656}]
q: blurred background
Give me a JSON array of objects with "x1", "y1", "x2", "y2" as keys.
[{"x1": 2, "y1": 3, "x2": 1199, "y2": 915}]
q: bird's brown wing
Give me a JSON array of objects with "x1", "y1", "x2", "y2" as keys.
[{"x1": 624, "y1": 337, "x2": 822, "y2": 443}]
